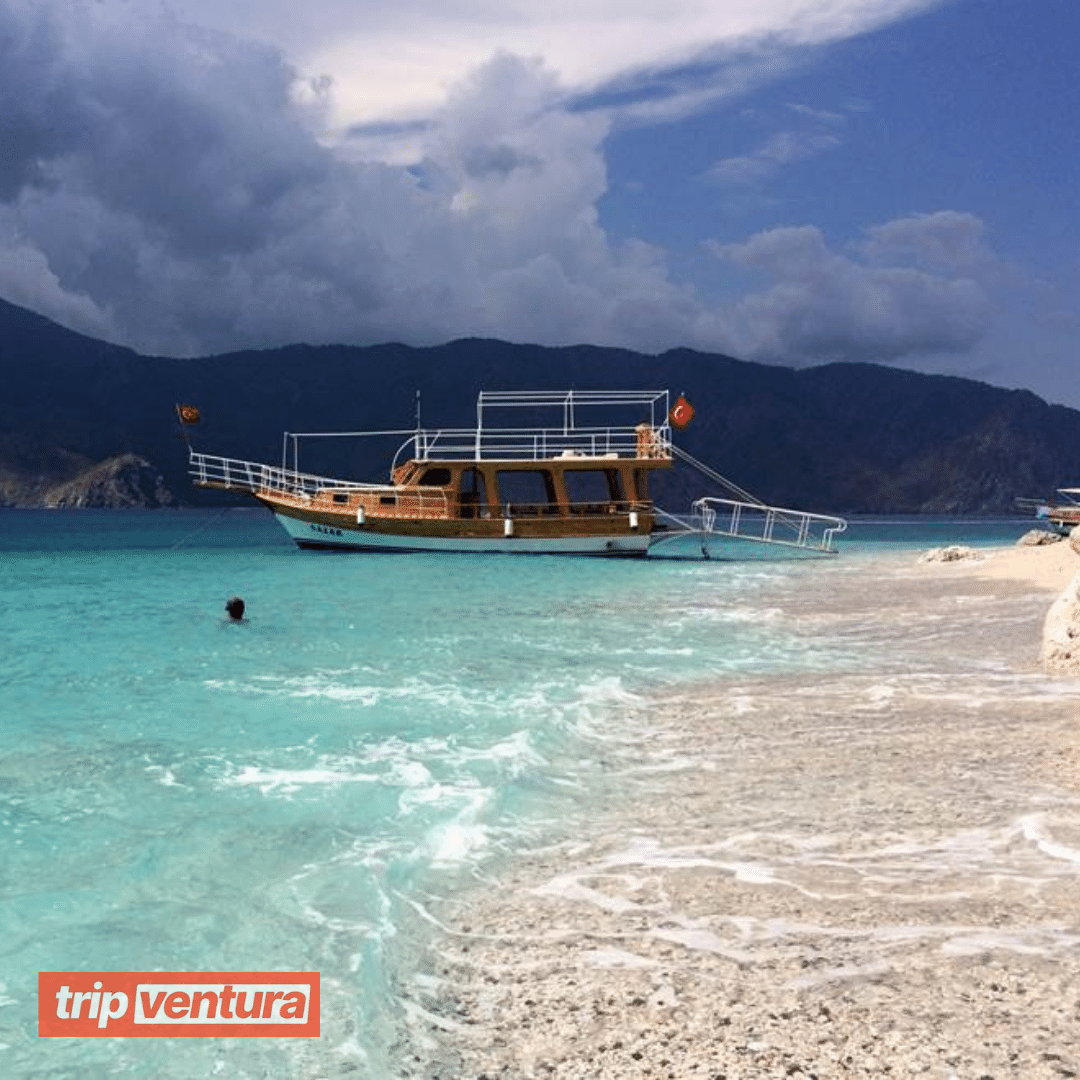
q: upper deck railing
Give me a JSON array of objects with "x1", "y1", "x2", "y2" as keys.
[
  {"x1": 280, "y1": 390, "x2": 675, "y2": 473},
  {"x1": 469, "y1": 389, "x2": 672, "y2": 460},
  {"x1": 397, "y1": 422, "x2": 671, "y2": 465}
]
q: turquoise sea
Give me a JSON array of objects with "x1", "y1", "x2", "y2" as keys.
[{"x1": 0, "y1": 509, "x2": 1034, "y2": 1078}]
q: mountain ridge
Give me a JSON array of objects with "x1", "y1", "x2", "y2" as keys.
[{"x1": 1, "y1": 296, "x2": 1076, "y2": 514}]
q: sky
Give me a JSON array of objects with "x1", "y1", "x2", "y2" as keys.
[{"x1": 0, "y1": 0, "x2": 1077, "y2": 405}]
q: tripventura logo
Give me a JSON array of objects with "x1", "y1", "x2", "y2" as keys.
[{"x1": 38, "y1": 972, "x2": 320, "y2": 1038}]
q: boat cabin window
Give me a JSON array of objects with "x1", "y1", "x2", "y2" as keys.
[
  {"x1": 565, "y1": 469, "x2": 624, "y2": 510},
  {"x1": 496, "y1": 469, "x2": 559, "y2": 515},
  {"x1": 416, "y1": 467, "x2": 452, "y2": 486},
  {"x1": 458, "y1": 467, "x2": 488, "y2": 519}
]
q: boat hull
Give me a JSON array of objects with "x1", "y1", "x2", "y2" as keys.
[
  {"x1": 1047, "y1": 508, "x2": 1080, "y2": 535},
  {"x1": 271, "y1": 510, "x2": 651, "y2": 556}
]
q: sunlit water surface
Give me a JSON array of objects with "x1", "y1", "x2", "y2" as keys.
[{"x1": 0, "y1": 510, "x2": 1046, "y2": 1077}]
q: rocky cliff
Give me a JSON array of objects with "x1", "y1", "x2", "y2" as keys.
[{"x1": 0, "y1": 444, "x2": 176, "y2": 508}]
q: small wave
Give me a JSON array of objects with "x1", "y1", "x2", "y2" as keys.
[
  {"x1": 424, "y1": 791, "x2": 493, "y2": 866},
  {"x1": 220, "y1": 763, "x2": 379, "y2": 794}
]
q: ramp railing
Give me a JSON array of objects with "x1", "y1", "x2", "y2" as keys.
[{"x1": 691, "y1": 497, "x2": 847, "y2": 554}]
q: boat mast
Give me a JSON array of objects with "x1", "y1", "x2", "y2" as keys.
[{"x1": 415, "y1": 390, "x2": 422, "y2": 460}]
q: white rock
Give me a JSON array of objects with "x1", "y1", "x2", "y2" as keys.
[
  {"x1": 1070, "y1": 525, "x2": 1080, "y2": 557},
  {"x1": 1017, "y1": 528, "x2": 1063, "y2": 546},
  {"x1": 918, "y1": 545, "x2": 984, "y2": 563},
  {"x1": 1041, "y1": 568, "x2": 1080, "y2": 674}
]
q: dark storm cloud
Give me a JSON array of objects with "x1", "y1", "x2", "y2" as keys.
[
  {"x1": 0, "y1": 0, "x2": 349, "y2": 256},
  {"x1": 0, "y1": 1, "x2": 694, "y2": 355},
  {"x1": 0, "y1": 1, "x2": 1000, "y2": 370},
  {"x1": 0, "y1": 2, "x2": 79, "y2": 198}
]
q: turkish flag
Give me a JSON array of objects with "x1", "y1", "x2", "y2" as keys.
[{"x1": 669, "y1": 394, "x2": 694, "y2": 429}]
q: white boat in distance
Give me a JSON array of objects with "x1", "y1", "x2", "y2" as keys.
[
  {"x1": 1023, "y1": 488, "x2": 1080, "y2": 535},
  {"x1": 185, "y1": 390, "x2": 846, "y2": 558}
]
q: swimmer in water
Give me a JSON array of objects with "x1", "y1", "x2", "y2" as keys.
[{"x1": 225, "y1": 596, "x2": 245, "y2": 621}]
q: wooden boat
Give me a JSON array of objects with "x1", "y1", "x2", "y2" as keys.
[{"x1": 186, "y1": 390, "x2": 846, "y2": 558}]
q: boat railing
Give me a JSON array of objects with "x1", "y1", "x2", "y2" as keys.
[
  {"x1": 690, "y1": 497, "x2": 847, "y2": 554},
  {"x1": 497, "y1": 499, "x2": 651, "y2": 519},
  {"x1": 189, "y1": 450, "x2": 373, "y2": 498},
  {"x1": 271, "y1": 484, "x2": 451, "y2": 520},
  {"x1": 563, "y1": 498, "x2": 650, "y2": 517},
  {"x1": 398, "y1": 423, "x2": 671, "y2": 466},
  {"x1": 282, "y1": 486, "x2": 451, "y2": 519}
]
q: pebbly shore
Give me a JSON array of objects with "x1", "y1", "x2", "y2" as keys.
[{"x1": 401, "y1": 543, "x2": 1080, "y2": 1080}]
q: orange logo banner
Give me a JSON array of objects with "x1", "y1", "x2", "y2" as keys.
[{"x1": 38, "y1": 972, "x2": 320, "y2": 1038}]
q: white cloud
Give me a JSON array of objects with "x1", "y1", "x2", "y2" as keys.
[
  {"x1": 707, "y1": 126, "x2": 843, "y2": 184},
  {"x1": 706, "y1": 100, "x2": 850, "y2": 185},
  {"x1": 858, "y1": 210, "x2": 994, "y2": 271},
  {"x1": 160, "y1": 0, "x2": 949, "y2": 143},
  {"x1": 708, "y1": 216, "x2": 996, "y2": 363}
]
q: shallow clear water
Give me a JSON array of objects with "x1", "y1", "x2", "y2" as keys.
[
  {"x1": 408, "y1": 520, "x2": 1080, "y2": 1080},
  {"x1": 0, "y1": 509, "x2": 1037, "y2": 1077}
]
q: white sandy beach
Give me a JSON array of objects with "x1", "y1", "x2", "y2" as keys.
[
  {"x1": 404, "y1": 541, "x2": 1080, "y2": 1080},
  {"x1": 936, "y1": 537, "x2": 1080, "y2": 594}
]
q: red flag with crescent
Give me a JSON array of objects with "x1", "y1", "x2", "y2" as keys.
[
  {"x1": 669, "y1": 394, "x2": 694, "y2": 429},
  {"x1": 177, "y1": 404, "x2": 200, "y2": 424}
]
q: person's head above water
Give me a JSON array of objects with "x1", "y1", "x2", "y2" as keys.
[{"x1": 225, "y1": 596, "x2": 245, "y2": 621}]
